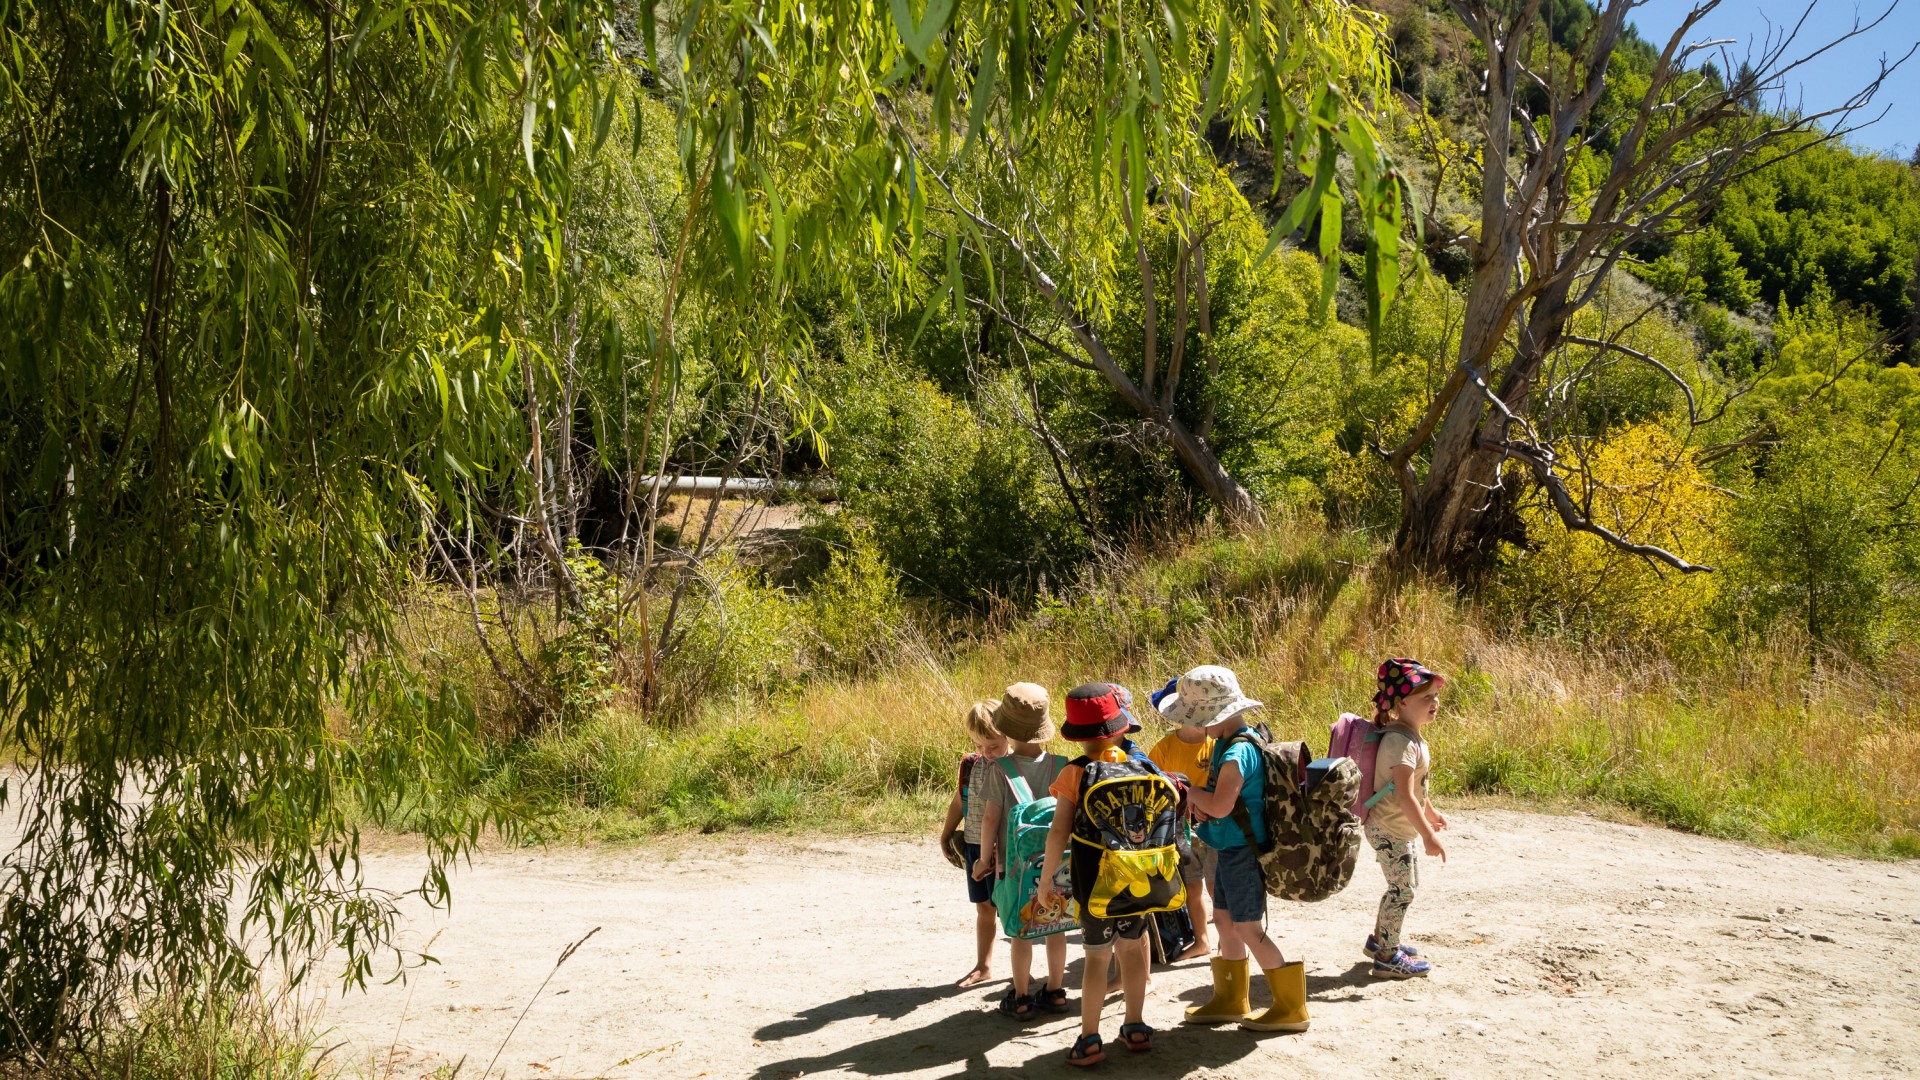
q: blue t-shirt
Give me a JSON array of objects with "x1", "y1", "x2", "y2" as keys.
[{"x1": 1196, "y1": 734, "x2": 1267, "y2": 850}]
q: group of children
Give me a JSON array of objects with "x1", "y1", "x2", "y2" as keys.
[{"x1": 936, "y1": 659, "x2": 1449, "y2": 1067}]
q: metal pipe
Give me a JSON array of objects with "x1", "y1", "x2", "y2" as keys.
[{"x1": 638, "y1": 475, "x2": 837, "y2": 496}]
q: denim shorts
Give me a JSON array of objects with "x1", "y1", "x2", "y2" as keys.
[
  {"x1": 963, "y1": 842, "x2": 994, "y2": 905},
  {"x1": 1212, "y1": 843, "x2": 1267, "y2": 922}
]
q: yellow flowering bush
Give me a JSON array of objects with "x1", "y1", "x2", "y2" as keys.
[{"x1": 1497, "y1": 423, "x2": 1729, "y2": 652}]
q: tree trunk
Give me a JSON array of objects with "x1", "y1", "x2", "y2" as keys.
[
  {"x1": 1397, "y1": 276, "x2": 1573, "y2": 574},
  {"x1": 1027, "y1": 262, "x2": 1263, "y2": 525}
]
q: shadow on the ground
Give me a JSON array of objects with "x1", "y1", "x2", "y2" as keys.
[
  {"x1": 753, "y1": 984, "x2": 968, "y2": 1042},
  {"x1": 753, "y1": 1003, "x2": 1286, "y2": 1078},
  {"x1": 1308, "y1": 961, "x2": 1384, "y2": 1002},
  {"x1": 754, "y1": 971, "x2": 1298, "y2": 1078}
]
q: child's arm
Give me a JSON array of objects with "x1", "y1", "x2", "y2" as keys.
[
  {"x1": 1188, "y1": 761, "x2": 1243, "y2": 821},
  {"x1": 1036, "y1": 807, "x2": 1074, "y2": 904},
  {"x1": 938, "y1": 789, "x2": 963, "y2": 848},
  {"x1": 1393, "y1": 763, "x2": 1447, "y2": 862},
  {"x1": 974, "y1": 800, "x2": 1005, "y2": 880}
]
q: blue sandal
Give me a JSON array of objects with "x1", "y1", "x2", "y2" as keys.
[
  {"x1": 1119, "y1": 1022, "x2": 1154, "y2": 1052},
  {"x1": 1066, "y1": 1032, "x2": 1106, "y2": 1067}
]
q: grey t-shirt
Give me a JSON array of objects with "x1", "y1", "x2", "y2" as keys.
[{"x1": 981, "y1": 750, "x2": 1068, "y2": 812}]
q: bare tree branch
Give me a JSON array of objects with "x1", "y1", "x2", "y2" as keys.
[{"x1": 1563, "y1": 333, "x2": 1699, "y2": 421}]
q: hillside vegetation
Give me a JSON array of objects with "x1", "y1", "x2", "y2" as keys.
[{"x1": 439, "y1": 520, "x2": 1920, "y2": 858}]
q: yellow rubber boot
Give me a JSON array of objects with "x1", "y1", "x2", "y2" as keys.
[
  {"x1": 1183, "y1": 956, "x2": 1253, "y2": 1024},
  {"x1": 1242, "y1": 961, "x2": 1310, "y2": 1032}
]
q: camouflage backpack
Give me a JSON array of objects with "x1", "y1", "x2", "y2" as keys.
[{"x1": 1223, "y1": 729, "x2": 1363, "y2": 903}]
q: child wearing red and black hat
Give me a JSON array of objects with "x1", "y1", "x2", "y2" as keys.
[
  {"x1": 1036, "y1": 683, "x2": 1159, "y2": 1067},
  {"x1": 1364, "y1": 658, "x2": 1449, "y2": 979}
]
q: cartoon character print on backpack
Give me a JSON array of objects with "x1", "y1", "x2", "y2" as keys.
[
  {"x1": 1071, "y1": 758, "x2": 1187, "y2": 920},
  {"x1": 1013, "y1": 861, "x2": 1076, "y2": 934}
]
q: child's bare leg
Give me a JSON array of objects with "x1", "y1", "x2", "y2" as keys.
[
  {"x1": 1118, "y1": 935, "x2": 1150, "y2": 1026},
  {"x1": 956, "y1": 901, "x2": 995, "y2": 986},
  {"x1": 1177, "y1": 884, "x2": 1211, "y2": 960},
  {"x1": 1207, "y1": 879, "x2": 1225, "y2": 952},
  {"x1": 1044, "y1": 934, "x2": 1067, "y2": 991},
  {"x1": 1010, "y1": 936, "x2": 1034, "y2": 997},
  {"x1": 1079, "y1": 945, "x2": 1112, "y2": 1036},
  {"x1": 1221, "y1": 912, "x2": 1284, "y2": 970}
]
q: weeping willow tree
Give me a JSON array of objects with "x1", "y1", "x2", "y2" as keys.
[
  {"x1": 0, "y1": 0, "x2": 645, "y2": 1051},
  {"x1": 0, "y1": 0, "x2": 1404, "y2": 1056}
]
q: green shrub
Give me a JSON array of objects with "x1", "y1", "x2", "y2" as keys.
[
  {"x1": 824, "y1": 360, "x2": 1084, "y2": 602},
  {"x1": 535, "y1": 542, "x2": 626, "y2": 728},
  {"x1": 655, "y1": 552, "x2": 805, "y2": 720},
  {"x1": 807, "y1": 529, "x2": 909, "y2": 676}
]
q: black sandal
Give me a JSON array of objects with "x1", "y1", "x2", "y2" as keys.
[
  {"x1": 1036, "y1": 984, "x2": 1070, "y2": 1014},
  {"x1": 997, "y1": 987, "x2": 1036, "y2": 1021},
  {"x1": 1119, "y1": 1022, "x2": 1154, "y2": 1052},
  {"x1": 1066, "y1": 1032, "x2": 1106, "y2": 1067}
]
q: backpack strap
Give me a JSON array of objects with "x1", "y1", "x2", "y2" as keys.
[
  {"x1": 1218, "y1": 730, "x2": 1272, "y2": 854},
  {"x1": 1364, "y1": 781, "x2": 1395, "y2": 810},
  {"x1": 998, "y1": 755, "x2": 1035, "y2": 805}
]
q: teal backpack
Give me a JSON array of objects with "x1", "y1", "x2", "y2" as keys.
[{"x1": 991, "y1": 758, "x2": 1080, "y2": 939}]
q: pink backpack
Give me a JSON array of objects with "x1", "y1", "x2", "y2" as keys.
[{"x1": 1327, "y1": 713, "x2": 1396, "y2": 822}]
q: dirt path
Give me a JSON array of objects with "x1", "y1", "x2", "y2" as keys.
[{"x1": 320, "y1": 809, "x2": 1920, "y2": 1079}]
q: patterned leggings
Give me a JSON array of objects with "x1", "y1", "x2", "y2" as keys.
[{"x1": 1366, "y1": 823, "x2": 1418, "y2": 954}]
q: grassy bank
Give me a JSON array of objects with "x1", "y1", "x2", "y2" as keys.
[
  {"x1": 6, "y1": 987, "x2": 324, "y2": 1080},
  {"x1": 463, "y1": 522, "x2": 1920, "y2": 858}
]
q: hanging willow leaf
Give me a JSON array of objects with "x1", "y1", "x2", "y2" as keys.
[
  {"x1": 1317, "y1": 190, "x2": 1342, "y2": 316},
  {"x1": 1038, "y1": 16, "x2": 1079, "y2": 121},
  {"x1": 1201, "y1": 14, "x2": 1230, "y2": 119},
  {"x1": 960, "y1": 23, "x2": 1001, "y2": 159},
  {"x1": 1125, "y1": 103, "x2": 1147, "y2": 240},
  {"x1": 890, "y1": 0, "x2": 955, "y2": 63},
  {"x1": 1008, "y1": 0, "x2": 1030, "y2": 132}
]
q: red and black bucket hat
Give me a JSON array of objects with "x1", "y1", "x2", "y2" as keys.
[{"x1": 1061, "y1": 682, "x2": 1143, "y2": 741}]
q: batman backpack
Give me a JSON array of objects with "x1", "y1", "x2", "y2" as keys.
[{"x1": 1069, "y1": 756, "x2": 1187, "y2": 920}]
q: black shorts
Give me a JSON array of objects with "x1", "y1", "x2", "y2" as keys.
[
  {"x1": 1080, "y1": 911, "x2": 1149, "y2": 948},
  {"x1": 963, "y1": 842, "x2": 994, "y2": 905}
]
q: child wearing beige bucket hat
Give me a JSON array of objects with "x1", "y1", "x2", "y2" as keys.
[
  {"x1": 1179, "y1": 665, "x2": 1310, "y2": 1033},
  {"x1": 972, "y1": 683, "x2": 1072, "y2": 1020}
]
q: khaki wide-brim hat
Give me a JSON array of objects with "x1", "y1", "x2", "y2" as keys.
[
  {"x1": 1157, "y1": 664, "x2": 1264, "y2": 727},
  {"x1": 992, "y1": 682, "x2": 1054, "y2": 742}
]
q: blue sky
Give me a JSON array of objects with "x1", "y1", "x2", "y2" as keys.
[{"x1": 1631, "y1": 0, "x2": 1920, "y2": 158}]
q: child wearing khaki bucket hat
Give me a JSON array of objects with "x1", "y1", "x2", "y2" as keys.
[{"x1": 973, "y1": 683, "x2": 1072, "y2": 1020}]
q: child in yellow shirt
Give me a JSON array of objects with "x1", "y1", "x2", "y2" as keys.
[{"x1": 1146, "y1": 675, "x2": 1213, "y2": 962}]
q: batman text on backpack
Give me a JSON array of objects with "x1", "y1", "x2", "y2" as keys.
[
  {"x1": 1070, "y1": 757, "x2": 1187, "y2": 919},
  {"x1": 1223, "y1": 730, "x2": 1364, "y2": 902}
]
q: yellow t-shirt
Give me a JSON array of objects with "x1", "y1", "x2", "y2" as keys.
[{"x1": 1146, "y1": 731, "x2": 1214, "y2": 784}]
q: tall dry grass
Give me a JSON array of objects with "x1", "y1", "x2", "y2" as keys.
[
  {"x1": 6, "y1": 985, "x2": 327, "y2": 1080},
  {"x1": 450, "y1": 519, "x2": 1920, "y2": 856}
]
